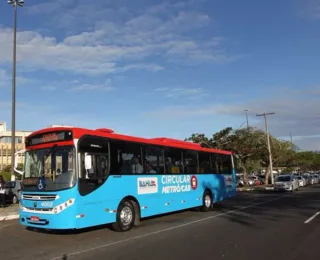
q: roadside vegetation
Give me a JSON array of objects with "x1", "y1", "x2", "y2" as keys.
[{"x1": 186, "y1": 126, "x2": 320, "y2": 184}]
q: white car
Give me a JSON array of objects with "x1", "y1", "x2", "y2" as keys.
[
  {"x1": 312, "y1": 174, "x2": 319, "y2": 184},
  {"x1": 274, "y1": 175, "x2": 299, "y2": 192},
  {"x1": 297, "y1": 176, "x2": 305, "y2": 187}
]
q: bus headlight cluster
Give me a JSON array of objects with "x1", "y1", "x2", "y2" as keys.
[{"x1": 53, "y1": 198, "x2": 75, "y2": 214}]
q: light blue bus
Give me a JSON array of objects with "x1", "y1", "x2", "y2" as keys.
[{"x1": 17, "y1": 126, "x2": 236, "y2": 231}]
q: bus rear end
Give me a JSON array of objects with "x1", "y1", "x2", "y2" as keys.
[{"x1": 19, "y1": 128, "x2": 79, "y2": 230}]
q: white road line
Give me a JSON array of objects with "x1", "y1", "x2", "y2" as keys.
[
  {"x1": 304, "y1": 212, "x2": 320, "y2": 224},
  {"x1": 49, "y1": 195, "x2": 290, "y2": 260}
]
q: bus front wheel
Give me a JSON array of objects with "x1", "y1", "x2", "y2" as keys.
[
  {"x1": 112, "y1": 200, "x2": 136, "y2": 232},
  {"x1": 201, "y1": 191, "x2": 213, "y2": 212}
]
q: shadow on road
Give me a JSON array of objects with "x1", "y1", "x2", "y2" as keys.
[{"x1": 218, "y1": 185, "x2": 320, "y2": 227}]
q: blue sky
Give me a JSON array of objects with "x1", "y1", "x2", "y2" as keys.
[{"x1": 0, "y1": 0, "x2": 320, "y2": 150}]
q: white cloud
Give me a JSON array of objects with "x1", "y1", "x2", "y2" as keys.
[
  {"x1": 144, "y1": 86, "x2": 320, "y2": 144},
  {"x1": 27, "y1": 0, "x2": 68, "y2": 15},
  {"x1": 0, "y1": 69, "x2": 10, "y2": 88},
  {"x1": 300, "y1": 86, "x2": 320, "y2": 96},
  {"x1": 297, "y1": 0, "x2": 320, "y2": 20},
  {"x1": 0, "y1": 68, "x2": 34, "y2": 88},
  {"x1": 41, "y1": 86, "x2": 57, "y2": 91},
  {"x1": 70, "y1": 80, "x2": 114, "y2": 92},
  {"x1": 0, "y1": 101, "x2": 11, "y2": 109},
  {"x1": 122, "y1": 63, "x2": 164, "y2": 72},
  {"x1": 152, "y1": 87, "x2": 208, "y2": 99},
  {"x1": 1, "y1": 1, "x2": 236, "y2": 76},
  {"x1": 294, "y1": 136, "x2": 320, "y2": 151},
  {"x1": 38, "y1": 78, "x2": 116, "y2": 92},
  {"x1": 155, "y1": 87, "x2": 169, "y2": 91}
]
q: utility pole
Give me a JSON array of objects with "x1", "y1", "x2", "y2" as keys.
[
  {"x1": 256, "y1": 112, "x2": 275, "y2": 184},
  {"x1": 244, "y1": 109, "x2": 249, "y2": 130},
  {"x1": 8, "y1": 0, "x2": 24, "y2": 180},
  {"x1": 290, "y1": 132, "x2": 293, "y2": 149}
]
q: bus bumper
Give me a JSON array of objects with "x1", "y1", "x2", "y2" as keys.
[{"x1": 19, "y1": 207, "x2": 77, "y2": 230}]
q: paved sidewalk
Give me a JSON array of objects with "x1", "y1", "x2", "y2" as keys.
[
  {"x1": 0, "y1": 205, "x2": 19, "y2": 221},
  {"x1": 236, "y1": 185, "x2": 274, "y2": 192}
]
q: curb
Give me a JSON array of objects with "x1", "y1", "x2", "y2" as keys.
[
  {"x1": 265, "y1": 187, "x2": 274, "y2": 190},
  {"x1": 0, "y1": 214, "x2": 19, "y2": 222},
  {"x1": 237, "y1": 187, "x2": 274, "y2": 192},
  {"x1": 236, "y1": 188, "x2": 254, "y2": 192}
]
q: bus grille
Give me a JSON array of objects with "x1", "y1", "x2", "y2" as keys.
[
  {"x1": 25, "y1": 207, "x2": 53, "y2": 212},
  {"x1": 22, "y1": 194, "x2": 58, "y2": 201}
]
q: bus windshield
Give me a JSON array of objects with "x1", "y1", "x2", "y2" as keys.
[{"x1": 22, "y1": 145, "x2": 76, "y2": 191}]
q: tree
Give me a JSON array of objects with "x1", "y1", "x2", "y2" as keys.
[
  {"x1": 187, "y1": 127, "x2": 267, "y2": 183},
  {"x1": 294, "y1": 151, "x2": 320, "y2": 171},
  {"x1": 187, "y1": 127, "x2": 320, "y2": 185}
]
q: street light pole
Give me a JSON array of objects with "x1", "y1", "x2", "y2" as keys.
[
  {"x1": 256, "y1": 112, "x2": 275, "y2": 184},
  {"x1": 244, "y1": 109, "x2": 249, "y2": 130},
  {"x1": 8, "y1": 0, "x2": 24, "y2": 180}
]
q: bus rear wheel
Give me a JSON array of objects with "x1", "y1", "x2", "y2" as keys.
[
  {"x1": 201, "y1": 191, "x2": 213, "y2": 212},
  {"x1": 112, "y1": 200, "x2": 135, "y2": 232}
]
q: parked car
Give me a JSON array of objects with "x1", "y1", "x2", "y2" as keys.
[
  {"x1": 236, "y1": 176, "x2": 244, "y2": 187},
  {"x1": 247, "y1": 178, "x2": 255, "y2": 186},
  {"x1": 297, "y1": 176, "x2": 305, "y2": 187},
  {"x1": 312, "y1": 174, "x2": 319, "y2": 184},
  {"x1": 309, "y1": 175, "x2": 316, "y2": 185},
  {"x1": 274, "y1": 175, "x2": 299, "y2": 192},
  {"x1": 302, "y1": 174, "x2": 312, "y2": 185},
  {"x1": 4, "y1": 180, "x2": 22, "y2": 204}
]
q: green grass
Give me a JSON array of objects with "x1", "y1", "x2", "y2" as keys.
[{"x1": 0, "y1": 171, "x2": 11, "y2": 181}]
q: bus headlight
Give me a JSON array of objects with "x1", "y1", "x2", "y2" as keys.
[{"x1": 53, "y1": 198, "x2": 75, "y2": 214}]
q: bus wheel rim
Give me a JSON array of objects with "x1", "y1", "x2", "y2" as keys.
[
  {"x1": 205, "y1": 195, "x2": 211, "y2": 208},
  {"x1": 120, "y1": 206, "x2": 133, "y2": 226}
]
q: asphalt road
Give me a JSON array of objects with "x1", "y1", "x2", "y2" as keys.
[{"x1": 0, "y1": 185, "x2": 319, "y2": 260}]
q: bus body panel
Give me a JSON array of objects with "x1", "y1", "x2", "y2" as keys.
[
  {"x1": 19, "y1": 172, "x2": 236, "y2": 230},
  {"x1": 19, "y1": 188, "x2": 78, "y2": 229},
  {"x1": 20, "y1": 126, "x2": 236, "y2": 230}
]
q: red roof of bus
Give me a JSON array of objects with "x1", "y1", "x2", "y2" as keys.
[{"x1": 27, "y1": 126, "x2": 232, "y2": 155}]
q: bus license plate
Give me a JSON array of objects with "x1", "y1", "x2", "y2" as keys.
[{"x1": 30, "y1": 216, "x2": 39, "y2": 222}]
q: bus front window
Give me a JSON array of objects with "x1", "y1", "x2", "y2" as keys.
[{"x1": 23, "y1": 146, "x2": 76, "y2": 191}]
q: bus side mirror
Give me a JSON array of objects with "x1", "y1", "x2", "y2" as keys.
[{"x1": 14, "y1": 149, "x2": 25, "y2": 175}]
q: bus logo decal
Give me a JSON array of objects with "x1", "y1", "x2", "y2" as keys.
[
  {"x1": 137, "y1": 177, "x2": 158, "y2": 195},
  {"x1": 191, "y1": 176, "x2": 198, "y2": 190},
  {"x1": 161, "y1": 175, "x2": 193, "y2": 194}
]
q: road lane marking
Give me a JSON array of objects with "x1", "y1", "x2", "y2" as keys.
[
  {"x1": 49, "y1": 195, "x2": 290, "y2": 260},
  {"x1": 304, "y1": 212, "x2": 320, "y2": 224}
]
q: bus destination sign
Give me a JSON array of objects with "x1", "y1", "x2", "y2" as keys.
[{"x1": 26, "y1": 131, "x2": 73, "y2": 146}]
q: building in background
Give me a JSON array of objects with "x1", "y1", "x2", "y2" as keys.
[{"x1": 0, "y1": 121, "x2": 33, "y2": 171}]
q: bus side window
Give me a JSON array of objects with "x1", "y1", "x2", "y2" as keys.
[
  {"x1": 183, "y1": 150, "x2": 198, "y2": 174},
  {"x1": 109, "y1": 140, "x2": 143, "y2": 174},
  {"x1": 198, "y1": 152, "x2": 211, "y2": 174},
  {"x1": 143, "y1": 146, "x2": 165, "y2": 174},
  {"x1": 78, "y1": 136, "x2": 109, "y2": 196},
  {"x1": 164, "y1": 148, "x2": 183, "y2": 174},
  {"x1": 82, "y1": 153, "x2": 108, "y2": 179},
  {"x1": 221, "y1": 154, "x2": 232, "y2": 174},
  {"x1": 211, "y1": 154, "x2": 221, "y2": 174}
]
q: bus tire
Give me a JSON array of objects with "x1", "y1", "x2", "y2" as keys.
[
  {"x1": 112, "y1": 200, "x2": 135, "y2": 232},
  {"x1": 131, "y1": 200, "x2": 141, "y2": 227},
  {"x1": 201, "y1": 190, "x2": 213, "y2": 212}
]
